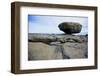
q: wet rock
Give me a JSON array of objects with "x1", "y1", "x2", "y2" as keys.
[{"x1": 58, "y1": 22, "x2": 82, "y2": 34}]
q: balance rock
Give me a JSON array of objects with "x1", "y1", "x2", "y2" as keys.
[{"x1": 58, "y1": 22, "x2": 82, "y2": 34}]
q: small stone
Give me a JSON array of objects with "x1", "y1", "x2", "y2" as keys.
[{"x1": 50, "y1": 42, "x2": 61, "y2": 45}]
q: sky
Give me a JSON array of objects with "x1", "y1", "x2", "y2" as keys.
[{"x1": 28, "y1": 15, "x2": 88, "y2": 35}]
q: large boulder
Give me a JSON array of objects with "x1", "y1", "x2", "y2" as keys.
[
  {"x1": 28, "y1": 42, "x2": 87, "y2": 60},
  {"x1": 63, "y1": 42, "x2": 87, "y2": 58},
  {"x1": 28, "y1": 42, "x2": 63, "y2": 60},
  {"x1": 58, "y1": 22, "x2": 82, "y2": 34}
]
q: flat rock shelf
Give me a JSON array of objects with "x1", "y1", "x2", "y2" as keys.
[{"x1": 28, "y1": 33, "x2": 88, "y2": 60}]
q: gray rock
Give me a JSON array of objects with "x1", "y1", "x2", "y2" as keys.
[
  {"x1": 28, "y1": 42, "x2": 63, "y2": 60},
  {"x1": 63, "y1": 42, "x2": 87, "y2": 58},
  {"x1": 28, "y1": 33, "x2": 57, "y2": 44},
  {"x1": 58, "y1": 22, "x2": 82, "y2": 34},
  {"x1": 28, "y1": 33, "x2": 86, "y2": 44},
  {"x1": 28, "y1": 42, "x2": 88, "y2": 60},
  {"x1": 50, "y1": 42, "x2": 61, "y2": 45}
]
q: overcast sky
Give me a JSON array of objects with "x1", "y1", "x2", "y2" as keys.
[{"x1": 28, "y1": 15, "x2": 88, "y2": 35}]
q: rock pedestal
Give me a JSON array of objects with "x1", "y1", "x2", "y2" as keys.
[{"x1": 28, "y1": 22, "x2": 88, "y2": 60}]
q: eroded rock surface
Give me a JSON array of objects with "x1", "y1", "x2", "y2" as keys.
[
  {"x1": 28, "y1": 42, "x2": 63, "y2": 60},
  {"x1": 28, "y1": 33, "x2": 85, "y2": 44},
  {"x1": 28, "y1": 33, "x2": 88, "y2": 60}
]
